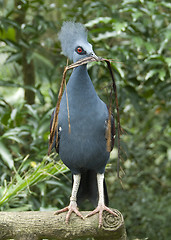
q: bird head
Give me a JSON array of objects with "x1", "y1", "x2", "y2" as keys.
[{"x1": 58, "y1": 22, "x2": 98, "y2": 63}]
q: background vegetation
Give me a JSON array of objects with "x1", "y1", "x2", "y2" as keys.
[{"x1": 0, "y1": 0, "x2": 170, "y2": 239}]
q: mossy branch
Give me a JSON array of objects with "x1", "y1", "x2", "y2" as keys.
[{"x1": 0, "y1": 210, "x2": 127, "y2": 240}]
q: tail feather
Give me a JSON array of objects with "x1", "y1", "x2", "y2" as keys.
[{"x1": 75, "y1": 170, "x2": 109, "y2": 207}]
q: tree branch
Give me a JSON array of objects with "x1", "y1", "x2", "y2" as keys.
[{"x1": 0, "y1": 209, "x2": 126, "y2": 240}]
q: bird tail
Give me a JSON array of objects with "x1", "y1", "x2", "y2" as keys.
[{"x1": 75, "y1": 170, "x2": 109, "y2": 207}]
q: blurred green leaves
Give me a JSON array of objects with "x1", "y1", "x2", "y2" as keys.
[
  {"x1": 0, "y1": 155, "x2": 69, "y2": 209},
  {"x1": 0, "y1": 141, "x2": 14, "y2": 169}
]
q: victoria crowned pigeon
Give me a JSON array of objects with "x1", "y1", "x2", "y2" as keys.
[{"x1": 50, "y1": 22, "x2": 117, "y2": 227}]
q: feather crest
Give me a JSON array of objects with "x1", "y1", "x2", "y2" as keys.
[{"x1": 58, "y1": 22, "x2": 87, "y2": 60}]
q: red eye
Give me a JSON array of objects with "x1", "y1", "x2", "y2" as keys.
[{"x1": 77, "y1": 47, "x2": 82, "y2": 53}]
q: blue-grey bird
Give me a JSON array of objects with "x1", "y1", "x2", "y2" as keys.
[{"x1": 51, "y1": 22, "x2": 116, "y2": 227}]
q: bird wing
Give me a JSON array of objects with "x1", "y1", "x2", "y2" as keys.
[{"x1": 50, "y1": 106, "x2": 115, "y2": 153}]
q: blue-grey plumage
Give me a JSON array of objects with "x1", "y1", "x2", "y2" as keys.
[
  {"x1": 52, "y1": 22, "x2": 117, "y2": 227},
  {"x1": 58, "y1": 64, "x2": 110, "y2": 174}
]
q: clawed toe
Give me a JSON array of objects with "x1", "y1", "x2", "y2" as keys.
[
  {"x1": 54, "y1": 206, "x2": 69, "y2": 215},
  {"x1": 86, "y1": 205, "x2": 118, "y2": 228},
  {"x1": 54, "y1": 202, "x2": 84, "y2": 224}
]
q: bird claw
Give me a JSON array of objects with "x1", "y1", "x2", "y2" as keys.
[
  {"x1": 85, "y1": 205, "x2": 118, "y2": 228},
  {"x1": 54, "y1": 201, "x2": 84, "y2": 224}
]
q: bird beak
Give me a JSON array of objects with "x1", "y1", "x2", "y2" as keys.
[
  {"x1": 87, "y1": 52, "x2": 99, "y2": 61},
  {"x1": 91, "y1": 52, "x2": 99, "y2": 61}
]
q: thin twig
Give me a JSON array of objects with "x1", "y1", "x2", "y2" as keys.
[
  {"x1": 105, "y1": 60, "x2": 122, "y2": 179},
  {"x1": 106, "y1": 89, "x2": 112, "y2": 152},
  {"x1": 48, "y1": 67, "x2": 67, "y2": 155},
  {"x1": 64, "y1": 78, "x2": 71, "y2": 133}
]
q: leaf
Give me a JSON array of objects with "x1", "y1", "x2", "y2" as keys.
[
  {"x1": 4, "y1": 0, "x2": 15, "y2": 17},
  {"x1": 3, "y1": 39, "x2": 20, "y2": 50},
  {"x1": 158, "y1": 38, "x2": 168, "y2": 54},
  {"x1": 156, "y1": 82, "x2": 171, "y2": 100},
  {"x1": 122, "y1": 0, "x2": 138, "y2": 5},
  {"x1": 145, "y1": 69, "x2": 166, "y2": 81},
  {"x1": 0, "y1": 80, "x2": 45, "y2": 104},
  {"x1": 5, "y1": 52, "x2": 22, "y2": 63},
  {"x1": 159, "y1": 69, "x2": 166, "y2": 81},
  {"x1": 161, "y1": 2, "x2": 171, "y2": 8},
  {"x1": 1, "y1": 18, "x2": 20, "y2": 29},
  {"x1": 25, "y1": 104, "x2": 39, "y2": 120},
  {"x1": 18, "y1": 39, "x2": 30, "y2": 48},
  {"x1": 113, "y1": 22, "x2": 128, "y2": 33},
  {"x1": 21, "y1": 0, "x2": 28, "y2": 4},
  {"x1": 33, "y1": 52, "x2": 54, "y2": 69},
  {"x1": 125, "y1": 85, "x2": 141, "y2": 111},
  {"x1": 167, "y1": 149, "x2": 171, "y2": 161},
  {"x1": 85, "y1": 17, "x2": 112, "y2": 27},
  {"x1": 132, "y1": 11, "x2": 143, "y2": 21},
  {"x1": 146, "y1": 54, "x2": 164, "y2": 61},
  {"x1": 2, "y1": 127, "x2": 26, "y2": 143},
  {"x1": 0, "y1": 141, "x2": 14, "y2": 169},
  {"x1": 132, "y1": 36, "x2": 144, "y2": 48},
  {"x1": 11, "y1": 108, "x2": 17, "y2": 120},
  {"x1": 145, "y1": 69, "x2": 158, "y2": 80},
  {"x1": 0, "y1": 157, "x2": 68, "y2": 206},
  {"x1": 93, "y1": 31, "x2": 118, "y2": 41},
  {"x1": 165, "y1": 57, "x2": 171, "y2": 67},
  {"x1": 113, "y1": 64, "x2": 125, "y2": 78},
  {"x1": 0, "y1": 27, "x2": 16, "y2": 41},
  {"x1": 145, "y1": 42, "x2": 156, "y2": 54}
]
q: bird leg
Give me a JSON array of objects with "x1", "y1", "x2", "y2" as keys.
[
  {"x1": 54, "y1": 174, "x2": 84, "y2": 223},
  {"x1": 85, "y1": 173, "x2": 118, "y2": 228}
]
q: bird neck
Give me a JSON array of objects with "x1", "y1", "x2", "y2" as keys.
[
  {"x1": 66, "y1": 64, "x2": 98, "y2": 101},
  {"x1": 73, "y1": 64, "x2": 87, "y2": 75},
  {"x1": 69, "y1": 64, "x2": 91, "y2": 87}
]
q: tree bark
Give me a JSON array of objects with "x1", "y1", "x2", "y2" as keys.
[
  {"x1": 15, "y1": 0, "x2": 35, "y2": 105},
  {"x1": 22, "y1": 51, "x2": 35, "y2": 105},
  {"x1": 0, "y1": 210, "x2": 126, "y2": 240}
]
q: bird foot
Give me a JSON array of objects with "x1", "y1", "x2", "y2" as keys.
[
  {"x1": 54, "y1": 201, "x2": 84, "y2": 224},
  {"x1": 85, "y1": 204, "x2": 118, "y2": 228}
]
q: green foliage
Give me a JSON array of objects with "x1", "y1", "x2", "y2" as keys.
[
  {"x1": 0, "y1": 155, "x2": 69, "y2": 209},
  {"x1": 0, "y1": 0, "x2": 171, "y2": 239}
]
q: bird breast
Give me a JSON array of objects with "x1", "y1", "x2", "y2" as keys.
[{"x1": 57, "y1": 67, "x2": 109, "y2": 173}]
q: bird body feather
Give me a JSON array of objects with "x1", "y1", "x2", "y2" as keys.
[{"x1": 58, "y1": 65, "x2": 110, "y2": 174}]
